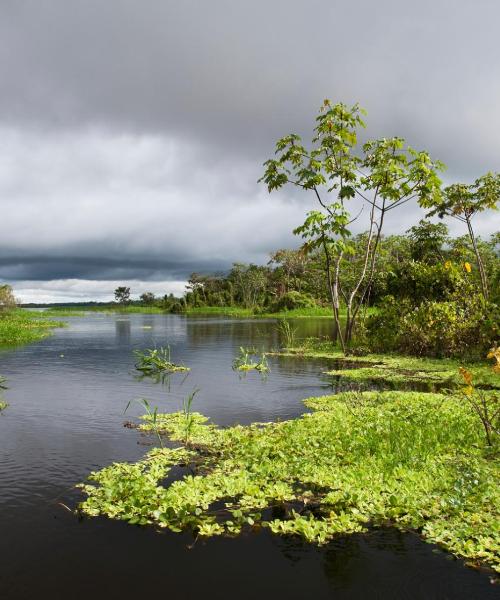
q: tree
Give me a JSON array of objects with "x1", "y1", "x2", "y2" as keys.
[
  {"x1": 268, "y1": 248, "x2": 308, "y2": 295},
  {"x1": 407, "y1": 219, "x2": 449, "y2": 264},
  {"x1": 422, "y1": 172, "x2": 500, "y2": 299},
  {"x1": 140, "y1": 292, "x2": 156, "y2": 305},
  {"x1": 114, "y1": 286, "x2": 131, "y2": 305},
  {"x1": 0, "y1": 285, "x2": 16, "y2": 312},
  {"x1": 260, "y1": 99, "x2": 444, "y2": 352}
]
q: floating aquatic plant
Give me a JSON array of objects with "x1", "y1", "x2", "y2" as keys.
[
  {"x1": 232, "y1": 347, "x2": 269, "y2": 372},
  {"x1": 134, "y1": 346, "x2": 190, "y2": 375},
  {"x1": 79, "y1": 388, "x2": 499, "y2": 574}
]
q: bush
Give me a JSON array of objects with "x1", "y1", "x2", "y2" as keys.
[
  {"x1": 366, "y1": 295, "x2": 498, "y2": 358},
  {"x1": 269, "y1": 291, "x2": 317, "y2": 312},
  {"x1": 386, "y1": 261, "x2": 473, "y2": 304}
]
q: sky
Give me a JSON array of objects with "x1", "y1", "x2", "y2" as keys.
[{"x1": 1, "y1": 0, "x2": 499, "y2": 303}]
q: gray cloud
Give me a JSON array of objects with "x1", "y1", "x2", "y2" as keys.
[{"x1": 0, "y1": 0, "x2": 499, "y2": 301}]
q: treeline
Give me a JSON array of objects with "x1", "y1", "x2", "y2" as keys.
[{"x1": 178, "y1": 221, "x2": 499, "y2": 312}]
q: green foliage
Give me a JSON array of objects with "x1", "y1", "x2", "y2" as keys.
[
  {"x1": 269, "y1": 291, "x2": 317, "y2": 312},
  {"x1": 386, "y1": 260, "x2": 473, "y2": 304},
  {"x1": 134, "y1": 347, "x2": 190, "y2": 374},
  {"x1": 260, "y1": 99, "x2": 444, "y2": 353},
  {"x1": 125, "y1": 398, "x2": 164, "y2": 448},
  {"x1": 79, "y1": 389, "x2": 500, "y2": 573},
  {"x1": 407, "y1": 220, "x2": 449, "y2": 264},
  {"x1": 276, "y1": 319, "x2": 298, "y2": 349},
  {"x1": 232, "y1": 347, "x2": 269, "y2": 372},
  {"x1": 367, "y1": 294, "x2": 498, "y2": 358}
]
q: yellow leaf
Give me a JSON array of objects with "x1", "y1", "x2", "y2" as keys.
[
  {"x1": 459, "y1": 367, "x2": 473, "y2": 386},
  {"x1": 444, "y1": 261, "x2": 452, "y2": 270},
  {"x1": 464, "y1": 262, "x2": 472, "y2": 273}
]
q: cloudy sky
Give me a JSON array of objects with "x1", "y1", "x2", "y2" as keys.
[{"x1": 1, "y1": 0, "x2": 499, "y2": 303}]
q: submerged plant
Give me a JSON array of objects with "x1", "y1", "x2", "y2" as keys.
[
  {"x1": 232, "y1": 347, "x2": 270, "y2": 373},
  {"x1": 134, "y1": 346, "x2": 190, "y2": 375}
]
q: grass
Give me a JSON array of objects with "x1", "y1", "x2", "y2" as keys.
[
  {"x1": 79, "y1": 387, "x2": 500, "y2": 574},
  {"x1": 44, "y1": 305, "x2": 167, "y2": 315},
  {"x1": 0, "y1": 309, "x2": 65, "y2": 347},
  {"x1": 182, "y1": 306, "x2": 344, "y2": 318},
  {"x1": 183, "y1": 306, "x2": 255, "y2": 317}
]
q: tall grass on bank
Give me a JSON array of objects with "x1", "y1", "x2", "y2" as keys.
[{"x1": 0, "y1": 309, "x2": 65, "y2": 347}]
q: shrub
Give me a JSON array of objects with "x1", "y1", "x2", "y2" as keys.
[
  {"x1": 386, "y1": 261, "x2": 473, "y2": 304},
  {"x1": 269, "y1": 291, "x2": 317, "y2": 312},
  {"x1": 366, "y1": 294, "x2": 498, "y2": 358}
]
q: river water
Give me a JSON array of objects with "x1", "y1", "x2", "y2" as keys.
[{"x1": 0, "y1": 313, "x2": 496, "y2": 599}]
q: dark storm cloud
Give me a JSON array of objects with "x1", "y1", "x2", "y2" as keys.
[{"x1": 0, "y1": 0, "x2": 499, "y2": 300}]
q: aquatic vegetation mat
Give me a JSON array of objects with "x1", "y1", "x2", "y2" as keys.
[
  {"x1": 134, "y1": 347, "x2": 190, "y2": 374},
  {"x1": 0, "y1": 309, "x2": 65, "y2": 346},
  {"x1": 79, "y1": 390, "x2": 500, "y2": 573},
  {"x1": 232, "y1": 347, "x2": 269, "y2": 372}
]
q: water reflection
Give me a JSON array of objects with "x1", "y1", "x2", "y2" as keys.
[{"x1": 115, "y1": 318, "x2": 131, "y2": 343}]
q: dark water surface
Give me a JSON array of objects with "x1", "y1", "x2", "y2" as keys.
[{"x1": 0, "y1": 314, "x2": 497, "y2": 599}]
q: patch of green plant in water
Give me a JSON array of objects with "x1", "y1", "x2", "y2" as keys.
[
  {"x1": 275, "y1": 318, "x2": 298, "y2": 350},
  {"x1": 232, "y1": 347, "x2": 269, "y2": 372},
  {"x1": 273, "y1": 339, "x2": 500, "y2": 390},
  {"x1": 134, "y1": 346, "x2": 190, "y2": 374},
  {"x1": 0, "y1": 309, "x2": 66, "y2": 347},
  {"x1": 78, "y1": 390, "x2": 500, "y2": 573}
]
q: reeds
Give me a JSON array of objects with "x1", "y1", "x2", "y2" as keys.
[{"x1": 276, "y1": 318, "x2": 298, "y2": 349}]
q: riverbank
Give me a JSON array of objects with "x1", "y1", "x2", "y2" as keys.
[
  {"x1": 270, "y1": 340, "x2": 500, "y2": 391},
  {"x1": 38, "y1": 304, "x2": 338, "y2": 318},
  {"x1": 0, "y1": 310, "x2": 66, "y2": 347}
]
